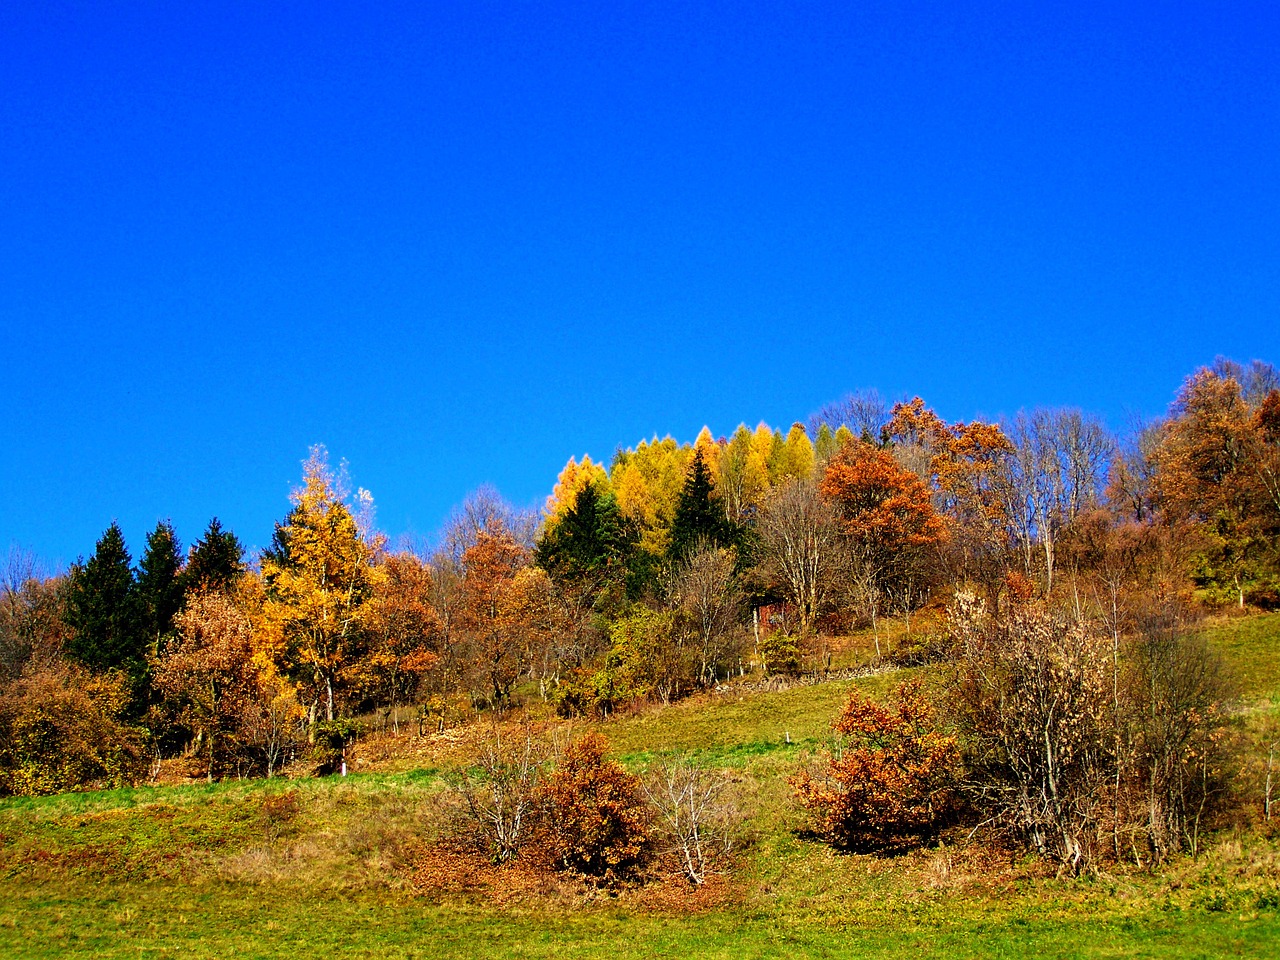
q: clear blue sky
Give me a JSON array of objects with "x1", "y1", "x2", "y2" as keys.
[{"x1": 2, "y1": 1, "x2": 1277, "y2": 570}]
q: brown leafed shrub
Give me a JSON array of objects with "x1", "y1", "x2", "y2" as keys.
[
  {"x1": 533, "y1": 732, "x2": 649, "y2": 885},
  {"x1": 792, "y1": 678, "x2": 960, "y2": 851},
  {"x1": 0, "y1": 662, "x2": 146, "y2": 796}
]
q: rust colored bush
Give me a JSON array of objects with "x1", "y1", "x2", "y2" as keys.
[
  {"x1": 792, "y1": 678, "x2": 959, "y2": 851},
  {"x1": 534, "y1": 732, "x2": 649, "y2": 884},
  {"x1": 0, "y1": 662, "x2": 146, "y2": 796}
]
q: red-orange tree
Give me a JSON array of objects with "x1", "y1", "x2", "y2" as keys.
[
  {"x1": 934, "y1": 421, "x2": 1018, "y2": 610},
  {"x1": 821, "y1": 443, "x2": 947, "y2": 553},
  {"x1": 357, "y1": 552, "x2": 441, "y2": 728},
  {"x1": 1154, "y1": 369, "x2": 1280, "y2": 606},
  {"x1": 792, "y1": 678, "x2": 959, "y2": 850},
  {"x1": 458, "y1": 523, "x2": 533, "y2": 707},
  {"x1": 820, "y1": 442, "x2": 947, "y2": 641}
]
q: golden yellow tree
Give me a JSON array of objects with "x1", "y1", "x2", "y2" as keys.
[
  {"x1": 745, "y1": 423, "x2": 776, "y2": 507},
  {"x1": 779, "y1": 422, "x2": 816, "y2": 482},
  {"x1": 260, "y1": 446, "x2": 384, "y2": 723},
  {"x1": 544, "y1": 455, "x2": 610, "y2": 526},
  {"x1": 717, "y1": 425, "x2": 756, "y2": 522},
  {"x1": 610, "y1": 437, "x2": 692, "y2": 556},
  {"x1": 693, "y1": 426, "x2": 722, "y2": 489}
]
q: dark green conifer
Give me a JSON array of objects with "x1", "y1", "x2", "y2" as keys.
[
  {"x1": 261, "y1": 507, "x2": 302, "y2": 571},
  {"x1": 136, "y1": 520, "x2": 184, "y2": 652},
  {"x1": 64, "y1": 523, "x2": 146, "y2": 701},
  {"x1": 184, "y1": 518, "x2": 245, "y2": 593},
  {"x1": 667, "y1": 449, "x2": 740, "y2": 562},
  {"x1": 536, "y1": 483, "x2": 636, "y2": 589}
]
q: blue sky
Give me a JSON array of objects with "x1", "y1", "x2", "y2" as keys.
[{"x1": 2, "y1": 1, "x2": 1277, "y2": 570}]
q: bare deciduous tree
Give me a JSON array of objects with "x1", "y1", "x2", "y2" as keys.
[
  {"x1": 755, "y1": 479, "x2": 844, "y2": 642},
  {"x1": 449, "y1": 728, "x2": 546, "y2": 863},
  {"x1": 1002, "y1": 409, "x2": 1114, "y2": 593},
  {"x1": 949, "y1": 598, "x2": 1113, "y2": 874},
  {"x1": 1130, "y1": 600, "x2": 1233, "y2": 860},
  {"x1": 643, "y1": 756, "x2": 738, "y2": 885},
  {"x1": 808, "y1": 388, "x2": 889, "y2": 443},
  {"x1": 439, "y1": 486, "x2": 538, "y2": 563},
  {"x1": 668, "y1": 541, "x2": 746, "y2": 686}
]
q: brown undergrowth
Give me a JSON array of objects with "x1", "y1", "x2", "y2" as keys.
[{"x1": 410, "y1": 838, "x2": 740, "y2": 913}]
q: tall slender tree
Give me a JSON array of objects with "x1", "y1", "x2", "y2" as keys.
[
  {"x1": 136, "y1": 520, "x2": 184, "y2": 652},
  {"x1": 261, "y1": 447, "x2": 382, "y2": 723}
]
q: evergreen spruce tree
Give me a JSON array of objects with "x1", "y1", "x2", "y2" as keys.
[
  {"x1": 261, "y1": 507, "x2": 302, "y2": 571},
  {"x1": 136, "y1": 520, "x2": 184, "y2": 652},
  {"x1": 668, "y1": 449, "x2": 740, "y2": 562},
  {"x1": 64, "y1": 523, "x2": 148, "y2": 712},
  {"x1": 184, "y1": 518, "x2": 245, "y2": 593},
  {"x1": 536, "y1": 482, "x2": 636, "y2": 593}
]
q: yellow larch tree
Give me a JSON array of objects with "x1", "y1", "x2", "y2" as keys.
[
  {"x1": 779, "y1": 422, "x2": 816, "y2": 482},
  {"x1": 693, "y1": 426, "x2": 722, "y2": 490},
  {"x1": 260, "y1": 446, "x2": 385, "y2": 724},
  {"x1": 744, "y1": 423, "x2": 776, "y2": 509},
  {"x1": 544, "y1": 454, "x2": 609, "y2": 526},
  {"x1": 610, "y1": 436, "x2": 692, "y2": 556},
  {"x1": 717, "y1": 425, "x2": 756, "y2": 522}
]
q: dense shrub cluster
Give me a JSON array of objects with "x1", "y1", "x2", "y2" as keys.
[
  {"x1": 0, "y1": 662, "x2": 146, "y2": 795},
  {"x1": 792, "y1": 678, "x2": 959, "y2": 850},
  {"x1": 796, "y1": 595, "x2": 1238, "y2": 874},
  {"x1": 534, "y1": 732, "x2": 650, "y2": 883}
]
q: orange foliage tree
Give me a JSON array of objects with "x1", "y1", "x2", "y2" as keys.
[
  {"x1": 357, "y1": 552, "x2": 441, "y2": 729},
  {"x1": 458, "y1": 523, "x2": 533, "y2": 707},
  {"x1": 154, "y1": 590, "x2": 304, "y2": 779},
  {"x1": 821, "y1": 443, "x2": 948, "y2": 553},
  {"x1": 883, "y1": 397, "x2": 1020, "y2": 609},
  {"x1": 820, "y1": 442, "x2": 947, "y2": 645},
  {"x1": 154, "y1": 591, "x2": 261, "y2": 780},
  {"x1": 1154, "y1": 369, "x2": 1280, "y2": 606},
  {"x1": 934, "y1": 421, "x2": 1018, "y2": 610}
]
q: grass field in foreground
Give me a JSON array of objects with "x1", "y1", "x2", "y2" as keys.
[
  {"x1": 1, "y1": 613, "x2": 1278, "y2": 958},
  {"x1": 3, "y1": 876, "x2": 1279, "y2": 960}
]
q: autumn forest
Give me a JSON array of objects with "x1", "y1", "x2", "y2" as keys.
[{"x1": 3, "y1": 356, "x2": 1280, "y2": 884}]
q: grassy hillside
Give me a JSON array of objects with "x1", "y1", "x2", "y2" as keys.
[{"x1": 3, "y1": 615, "x2": 1279, "y2": 958}]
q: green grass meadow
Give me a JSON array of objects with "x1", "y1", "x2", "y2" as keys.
[{"x1": 3, "y1": 615, "x2": 1279, "y2": 958}]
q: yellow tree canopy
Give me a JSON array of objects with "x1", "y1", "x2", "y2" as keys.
[
  {"x1": 778, "y1": 422, "x2": 815, "y2": 482},
  {"x1": 693, "y1": 426, "x2": 721, "y2": 489},
  {"x1": 544, "y1": 454, "x2": 609, "y2": 525},
  {"x1": 745, "y1": 423, "x2": 776, "y2": 507},
  {"x1": 260, "y1": 445, "x2": 384, "y2": 722},
  {"x1": 610, "y1": 436, "x2": 693, "y2": 555},
  {"x1": 717, "y1": 424, "x2": 755, "y2": 521}
]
